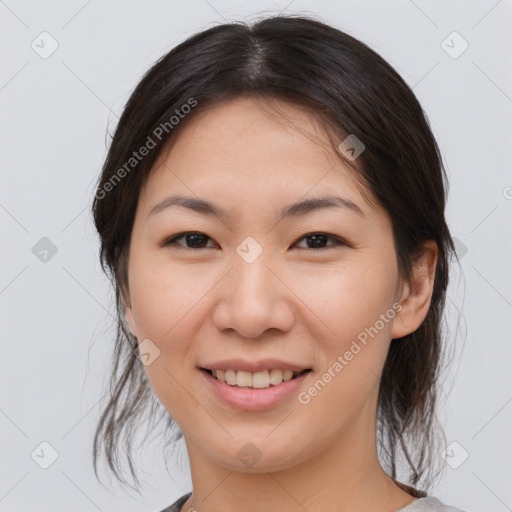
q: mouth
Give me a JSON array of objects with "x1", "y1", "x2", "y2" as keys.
[
  {"x1": 199, "y1": 366, "x2": 313, "y2": 411},
  {"x1": 199, "y1": 367, "x2": 312, "y2": 389}
]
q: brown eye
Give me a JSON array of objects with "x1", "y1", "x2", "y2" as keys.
[
  {"x1": 293, "y1": 233, "x2": 347, "y2": 250},
  {"x1": 163, "y1": 232, "x2": 216, "y2": 249},
  {"x1": 162, "y1": 231, "x2": 348, "y2": 251}
]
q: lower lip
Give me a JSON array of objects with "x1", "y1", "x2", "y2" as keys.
[{"x1": 200, "y1": 369, "x2": 311, "y2": 411}]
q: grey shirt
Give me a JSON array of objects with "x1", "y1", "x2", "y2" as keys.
[{"x1": 159, "y1": 492, "x2": 467, "y2": 512}]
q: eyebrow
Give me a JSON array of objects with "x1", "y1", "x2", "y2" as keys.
[{"x1": 147, "y1": 193, "x2": 365, "y2": 221}]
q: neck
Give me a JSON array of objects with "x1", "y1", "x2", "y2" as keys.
[{"x1": 180, "y1": 404, "x2": 417, "y2": 512}]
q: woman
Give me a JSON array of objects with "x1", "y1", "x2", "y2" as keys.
[{"x1": 91, "y1": 14, "x2": 466, "y2": 512}]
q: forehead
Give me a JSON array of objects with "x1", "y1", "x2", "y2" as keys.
[{"x1": 138, "y1": 97, "x2": 376, "y2": 220}]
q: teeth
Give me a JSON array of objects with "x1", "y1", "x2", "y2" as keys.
[{"x1": 212, "y1": 368, "x2": 298, "y2": 388}]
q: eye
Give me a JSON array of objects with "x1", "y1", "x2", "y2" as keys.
[
  {"x1": 292, "y1": 232, "x2": 347, "y2": 250},
  {"x1": 162, "y1": 232, "x2": 217, "y2": 249},
  {"x1": 161, "y1": 231, "x2": 348, "y2": 251}
]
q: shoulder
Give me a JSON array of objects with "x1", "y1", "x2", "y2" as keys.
[
  {"x1": 156, "y1": 493, "x2": 467, "y2": 512},
  {"x1": 398, "y1": 496, "x2": 468, "y2": 512},
  {"x1": 156, "y1": 491, "x2": 192, "y2": 512}
]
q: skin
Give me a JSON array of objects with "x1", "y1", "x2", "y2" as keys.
[{"x1": 124, "y1": 97, "x2": 438, "y2": 512}]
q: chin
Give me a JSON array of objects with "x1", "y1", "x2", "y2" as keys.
[{"x1": 204, "y1": 439, "x2": 309, "y2": 473}]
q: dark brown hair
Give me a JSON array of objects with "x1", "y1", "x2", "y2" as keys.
[{"x1": 91, "y1": 14, "x2": 458, "y2": 497}]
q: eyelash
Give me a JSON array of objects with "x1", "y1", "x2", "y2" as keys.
[{"x1": 161, "y1": 231, "x2": 349, "y2": 251}]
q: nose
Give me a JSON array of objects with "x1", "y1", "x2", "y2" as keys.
[{"x1": 211, "y1": 253, "x2": 295, "y2": 339}]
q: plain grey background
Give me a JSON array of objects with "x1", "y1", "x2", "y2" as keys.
[{"x1": 1, "y1": 1, "x2": 511, "y2": 511}]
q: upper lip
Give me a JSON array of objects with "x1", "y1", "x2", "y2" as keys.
[{"x1": 199, "y1": 359, "x2": 311, "y2": 373}]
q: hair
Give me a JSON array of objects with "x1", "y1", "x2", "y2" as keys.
[{"x1": 91, "y1": 13, "x2": 459, "y2": 497}]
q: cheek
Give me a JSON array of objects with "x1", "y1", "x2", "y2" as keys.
[
  {"x1": 127, "y1": 259, "x2": 201, "y2": 422},
  {"x1": 128, "y1": 255, "x2": 203, "y2": 341},
  {"x1": 290, "y1": 256, "x2": 398, "y2": 346},
  {"x1": 304, "y1": 261, "x2": 398, "y2": 412},
  {"x1": 296, "y1": 266, "x2": 396, "y2": 427}
]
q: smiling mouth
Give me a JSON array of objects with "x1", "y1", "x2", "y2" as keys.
[{"x1": 200, "y1": 367, "x2": 312, "y2": 389}]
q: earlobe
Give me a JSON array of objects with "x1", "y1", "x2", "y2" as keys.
[
  {"x1": 124, "y1": 306, "x2": 138, "y2": 339},
  {"x1": 391, "y1": 240, "x2": 438, "y2": 340}
]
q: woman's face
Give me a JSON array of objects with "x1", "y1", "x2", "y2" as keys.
[{"x1": 124, "y1": 97, "x2": 416, "y2": 472}]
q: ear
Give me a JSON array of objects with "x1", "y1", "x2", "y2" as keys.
[
  {"x1": 120, "y1": 279, "x2": 138, "y2": 339},
  {"x1": 391, "y1": 240, "x2": 438, "y2": 339},
  {"x1": 124, "y1": 305, "x2": 139, "y2": 339}
]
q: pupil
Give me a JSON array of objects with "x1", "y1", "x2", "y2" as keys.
[
  {"x1": 187, "y1": 234, "x2": 208, "y2": 248},
  {"x1": 308, "y1": 234, "x2": 327, "y2": 248}
]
